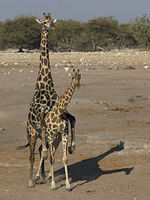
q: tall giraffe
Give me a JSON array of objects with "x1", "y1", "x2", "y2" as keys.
[
  {"x1": 26, "y1": 13, "x2": 76, "y2": 188},
  {"x1": 37, "y1": 69, "x2": 81, "y2": 190}
]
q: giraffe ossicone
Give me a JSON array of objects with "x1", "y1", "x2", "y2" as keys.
[{"x1": 36, "y1": 12, "x2": 57, "y2": 30}]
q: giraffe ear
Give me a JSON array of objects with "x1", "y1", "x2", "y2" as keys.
[
  {"x1": 36, "y1": 19, "x2": 43, "y2": 24},
  {"x1": 53, "y1": 19, "x2": 57, "y2": 24}
]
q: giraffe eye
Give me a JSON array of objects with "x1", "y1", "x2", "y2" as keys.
[{"x1": 44, "y1": 22, "x2": 46, "y2": 25}]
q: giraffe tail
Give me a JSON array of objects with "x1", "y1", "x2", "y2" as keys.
[{"x1": 16, "y1": 142, "x2": 29, "y2": 150}]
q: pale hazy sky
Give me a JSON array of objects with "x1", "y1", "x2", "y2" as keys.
[{"x1": 0, "y1": 0, "x2": 150, "y2": 23}]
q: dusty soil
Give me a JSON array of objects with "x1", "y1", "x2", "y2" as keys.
[{"x1": 0, "y1": 50, "x2": 150, "y2": 200}]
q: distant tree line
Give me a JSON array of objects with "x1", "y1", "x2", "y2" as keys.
[{"x1": 0, "y1": 14, "x2": 150, "y2": 52}]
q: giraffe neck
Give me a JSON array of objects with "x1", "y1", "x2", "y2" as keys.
[
  {"x1": 56, "y1": 81, "x2": 76, "y2": 115},
  {"x1": 40, "y1": 27, "x2": 49, "y2": 69},
  {"x1": 35, "y1": 27, "x2": 55, "y2": 92}
]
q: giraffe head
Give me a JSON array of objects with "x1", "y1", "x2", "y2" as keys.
[
  {"x1": 36, "y1": 12, "x2": 57, "y2": 30},
  {"x1": 71, "y1": 69, "x2": 81, "y2": 88}
]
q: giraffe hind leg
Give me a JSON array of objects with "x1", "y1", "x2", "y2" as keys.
[
  {"x1": 49, "y1": 144, "x2": 56, "y2": 190},
  {"x1": 28, "y1": 139, "x2": 37, "y2": 187},
  {"x1": 62, "y1": 133, "x2": 71, "y2": 191},
  {"x1": 47, "y1": 135, "x2": 62, "y2": 180}
]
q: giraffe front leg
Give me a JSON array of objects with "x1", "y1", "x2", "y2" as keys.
[
  {"x1": 62, "y1": 134, "x2": 71, "y2": 191},
  {"x1": 35, "y1": 145, "x2": 47, "y2": 182},
  {"x1": 47, "y1": 135, "x2": 61, "y2": 180}
]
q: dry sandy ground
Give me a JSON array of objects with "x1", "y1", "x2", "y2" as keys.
[{"x1": 0, "y1": 50, "x2": 150, "y2": 200}]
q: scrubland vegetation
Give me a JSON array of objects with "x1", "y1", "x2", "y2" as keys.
[{"x1": 0, "y1": 14, "x2": 150, "y2": 52}]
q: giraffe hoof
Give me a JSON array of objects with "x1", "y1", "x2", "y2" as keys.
[
  {"x1": 66, "y1": 187, "x2": 72, "y2": 192},
  {"x1": 51, "y1": 186, "x2": 56, "y2": 190},
  {"x1": 35, "y1": 175, "x2": 40, "y2": 182},
  {"x1": 68, "y1": 145, "x2": 75, "y2": 154},
  {"x1": 68, "y1": 146, "x2": 73, "y2": 154},
  {"x1": 28, "y1": 179, "x2": 36, "y2": 188},
  {"x1": 51, "y1": 181, "x2": 56, "y2": 190},
  {"x1": 41, "y1": 174, "x2": 46, "y2": 181}
]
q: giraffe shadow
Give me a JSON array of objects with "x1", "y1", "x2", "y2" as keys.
[{"x1": 54, "y1": 141, "x2": 134, "y2": 190}]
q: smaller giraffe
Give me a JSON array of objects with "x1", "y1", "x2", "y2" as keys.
[{"x1": 37, "y1": 69, "x2": 81, "y2": 190}]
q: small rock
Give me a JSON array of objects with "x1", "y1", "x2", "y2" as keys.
[
  {"x1": 0, "y1": 127, "x2": 5, "y2": 132},
  {"x1": 64, "y1": 67, "x2": 70, "y2": 72},
  {"x1": 128, "y1": 95, "x2": 148, "y2": 103},
  {"x1": 144, "y1": 65, "x2": 150, "y2": 69},
  {"x1": 114, "y1": 66, "x2": 119, "y2": 70},
  {"x1": 123, "y1": 66, "x2": 135, "y2": 70},
  {"x1": 117, "y1": 52, "x2": 122, "y2": 56},
  {"x1": 5, "y1": 189, "x2": 9, "y2": 194},
  {"x1": 94, "y1": 100, "x2": 103, "y2": 104},
  {"x1": 128, "y1": 96, "x2": 135, "y2": 103}
]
